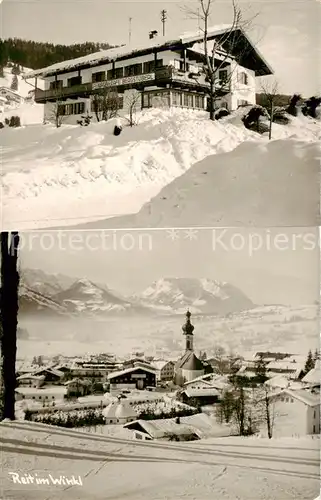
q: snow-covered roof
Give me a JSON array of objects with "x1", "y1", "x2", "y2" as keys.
[
  {"x1": 302, "y1": 363, "x2": 320, "y2": 385},
  {"x1": 17, "y1": 374, "x2": 46, "y2": 381},
  {"x1": 107, "y1": 365, "x2": 157, "y2": 380},
  {"x1": 103, "y1": 400, "x2": 137, "y2": 420},
  {"x1": 152, "y1": 360, "x2": 174, "y2": 371},
  {"x1": 269, "y1": 389, "x2": 320, "y2": 407},
  {"x1": 15, "y1": 387, "x2": 67, "y2": 395},
  {"x1": 124, "y1": 412, "x2": 218, "y2": 438},
  {"x1": 183, "y1": 388, "x2": 220, "y2": 398},
  {"x1": 24, "y1": 25, "x2": 273, "y2": 79}
]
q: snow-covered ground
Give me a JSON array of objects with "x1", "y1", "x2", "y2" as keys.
[
  {"x1": 2, "y1": 107, "x2": 320, "y2": 230},
  {"x1": 0, "y1": 66, "x2": 44, "y2": 126},
  {"x1": 17, "y1": 304, "x2": 318, "y2": 360},
  {"x1": 0, "y1": 420, "x2": 319, "y2": 499}
]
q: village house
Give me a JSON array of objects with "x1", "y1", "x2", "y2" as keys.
[
  {"x1": 24, "y1": 26, "x2": 272, "y2": 125},
  {"x1": 180, "y1": 387, "x2": 220, "y2": 407},
  {"x1": 152, "y1": 360, "x2": 175, "y2": 382},
  {"x1": 261, "y1": 389, "x2": 320, "y2": 437},
  {"x1": 64, "y1": 378, "x2": 90, "y2": 397},
  {"x1": 16, "y1": 374, "x2": 45, "y2": 388},
  {"x1": 106, "y1": 365, "x2": 157, "y2": 392},
  {"x1": 15, "y1": 386, "x2": 67, "y2": 403},
  {"x1": 31, "y1": 367, "x2": 64, "y2": 385},
  {"x1": 124, "y1": 412, "x2": 229, "y2": 441}
]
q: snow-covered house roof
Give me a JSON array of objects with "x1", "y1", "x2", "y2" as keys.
[
  {"x1": 302, "y1": 361, "x2": 320, "y2": 385},
  {"x1": 23, "y1": 25, "x2": 273, "y2": 79},
  {"x1": 17, "y1": 374, "x2": 46, "y2": 381},
  {"x1": 124, "y1": 413, "x2": 222, "y2": 439},
  {"x1": 15, "y1": 387, "x2": 67, "y2": 396},
  {"x1": 183, "y1": 388, "x2": 220, "y2": 398},
  {"x1": 107, "y1": 365, "x2": 157, "y2": 380},
  {"x1": 152, "y1": 360, "x2": 174, "y2": 371},
  {"x1": 269, "y1": 389, "x2": 320, "y2": 407}
]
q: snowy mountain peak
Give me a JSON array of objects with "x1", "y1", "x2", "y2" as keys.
[{"x1": 134, "y1": 277, "x2": 254, "y2": 314}]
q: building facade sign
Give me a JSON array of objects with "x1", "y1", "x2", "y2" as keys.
[
  {"x1": 131, "y1": 374, "x2": 147, "y2": 379},
  {"x1": 92, "y1": 73, "x2": 155, "y2": 90}
]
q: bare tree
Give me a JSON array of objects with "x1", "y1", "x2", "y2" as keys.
[
  {"x1": 0, "y1": 232, "x2": 20, "y2": 421},
  {"x1": 183, "y1": 0, "x2": 257, "y2": 120},
  {"x1": 253, "y1": 385, "x2": 276, "y2": 438},
  {"x1": 48, "y1": 89, "x2": 67, "y2": 128},
  {"x1": 124, "y1": 89, "x2": 141, "y2": 127},
  {"x1": 92, "y1": 85, "x2": 120, "y2": 122},
  {"x1": 260, "y1": 79, "x2": 279, "y2": 139}
]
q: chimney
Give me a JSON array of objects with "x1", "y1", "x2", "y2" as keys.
[{"x1": 149, "y1": 30, "x2": 158, "y2": 40}]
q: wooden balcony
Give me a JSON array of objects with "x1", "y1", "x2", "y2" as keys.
[
  {"x1": 35, "y1": 66, "x2": 231, "y2": 103},
  {"x1": 35, "y1": 82, "x2": 93, "y2": 103},
  {"x1": 155, "y1": 67, "x2": 230, "y2": 94}
]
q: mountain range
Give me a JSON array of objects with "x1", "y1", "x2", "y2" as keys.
[{"x1": 19, "y1": 268, "x2": 255, "y2": 318}]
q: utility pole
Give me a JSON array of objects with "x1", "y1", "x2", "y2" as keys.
[
  {"x1": 129, "y1": 17, "x2": 132, "y2": 44},
  {"x1": 161, "y1": 9, "x2": 167, "y2": 37}
]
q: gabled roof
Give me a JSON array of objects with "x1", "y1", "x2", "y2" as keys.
[
  {"x1": 17, "y1": 374, "x2": 46, "y2": 381},
  {"x1": 107, "y1": 365, "x2": 157, "y2": 380},
  {"x1": 177, "y1": 351, "x2": 204, "y2": 371},
  {"x1": 183, "y1": 388, "x2": 220, "y2": 398},
  {"x1": 24, "y1": 25, "x2": 272, "y2": 79},
  {"x1": 269, "y1": 388, "x2": 320, "y2": 407},
  {"x1": 302, "y1": 363, "x2": 320, "y2": 385}
]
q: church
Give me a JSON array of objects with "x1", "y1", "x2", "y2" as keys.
[{"x1": 175, "y1": 310, "x2": 211, "y2": 386}]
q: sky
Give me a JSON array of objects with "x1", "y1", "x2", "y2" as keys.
[
  {"x1": 1, "y1": 0, "x2": 320, "y2": 95},
  {"x1": 19, "y1": 227, "x2": 320, "y2": 306}
]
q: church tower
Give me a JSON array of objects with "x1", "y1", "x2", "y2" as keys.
[{"x1": 182, "y1": 309, "x2": 194, "y2": 352}]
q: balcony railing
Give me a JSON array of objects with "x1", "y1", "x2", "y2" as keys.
[
  {"x1": 35, "y1": 82, "x2": 93, "y2": 102},
  {"x1": 35, "y1": 65, "x2": 230, "y2": 103},
  {"x1": 155, "y1": 67, "x2": 230, "y2": 92}
]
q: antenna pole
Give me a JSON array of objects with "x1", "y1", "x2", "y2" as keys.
[
  {"x1": 161, "y1": 9, "x2": 167, "y2": 37},
  {"x1": 129, "y1": 17, "x2": 132, "y2": 44}
]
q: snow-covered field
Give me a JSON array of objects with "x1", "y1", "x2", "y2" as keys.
[
  {"x1": 2, "y1": 106, "x2": 320, "y2": 230},
  {"x1": 0, "y1": 421, "x2": 319, "y2": 499},
  {"x1": 17, "y1": 304, "x2": 318, "y2": 361}
]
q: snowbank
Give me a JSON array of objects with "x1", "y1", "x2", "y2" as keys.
[
  {"x1": 2, "y1": 108, "x2": 258, "y2": 229},
  {"x1": 82, "y1": 138, "x2": 320, "y2": 228},
  {"x1": 2, "y1": 108, "x2": 320, "y2": 229}
]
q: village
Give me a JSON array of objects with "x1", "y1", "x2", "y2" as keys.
[{"x1": 12, "y1": 311, "x2": 320, "y2": 442}]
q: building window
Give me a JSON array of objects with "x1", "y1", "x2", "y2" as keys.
[
  {"x1": 174, "y1": 59, "x2": 185, "y2": 71},
  {"x1": 313, "y1": 425, "x2": 316, "y2": 433},
  {"x1": 22, "y1": 395, "x2": 25, "y2": 399},
  {"x1": 74, "y1": 102, "x2": 85, "y2": 115},
  {"x1": 219, "y1": 70, "x2": 228, "y2": 82},
  {"x1": 107, "y1": 69, "x2": 114, "y2": 80},
  {"x1": 314, "y1": 410, "x2": 316, "y2": 418},
  {"x1": 52, "y1": 396, "x2": 55, "y2": 399},
  {"x1": 124, "y1": 63, "x2": 143, "y2": 77},
  {"x1": 92, "y1": 71, "x2": 105, "y2": 83},
  {"x1": 237, "y1": 72, "x2": 248, "y2": 85},
  {"x1": 49, "y1": 80, "x2": 63, "y2": 90},
  {"x1": 142, "y1": 93, "x2": 150, "y2": 108},
  {"x1": 103, "y1": 67, "x2": 124, "y2": 80},
  {"x1": 67, "y1": 76, "x2": 82, "y2": 87},
  {"x1": 143, "y1": 61, "x2": 155, "y2": 73},
  {"x1": 32, "y1": 396, "x2": 35, "y2": 399},
  {"x1": 237, "y1": 99, "x2": 249, "y2": 107},
  {"x1": 172, "y1": 91, "x2": 181, "y2": 106}
]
